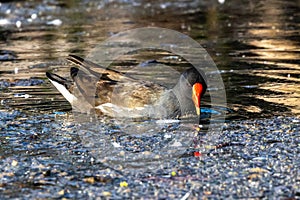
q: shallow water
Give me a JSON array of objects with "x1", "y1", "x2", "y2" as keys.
[
  {"x1": 0, "y1": 0, "x2": 299, "y2": 118},
  {"x1": 0, "y1": 0, "x2": 299, "y2": 198}
]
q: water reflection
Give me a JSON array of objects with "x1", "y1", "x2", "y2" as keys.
[
  {"x1": 227, "y1": 0, "x2": 300, "y2": 115},
  {"x1": 0, "y1": 0, "x2": 299, "y2": 118}
]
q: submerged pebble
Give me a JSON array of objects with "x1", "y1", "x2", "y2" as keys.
[
  {"x1": 0, "y1": 50, "x2": 17, "y2": 61},
  {"x1": 0, "y1": 79, "x2": 44, "y2": 89}
]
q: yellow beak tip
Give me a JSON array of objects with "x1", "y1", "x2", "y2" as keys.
[{"x1": 196, "y1": 107, "x2": 200, "y2": 116}]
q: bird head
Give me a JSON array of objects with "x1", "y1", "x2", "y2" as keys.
[{"x1": 181, "y1": 68, "x2": 207, "y2": 123}]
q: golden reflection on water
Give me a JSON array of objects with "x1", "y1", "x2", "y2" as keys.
[
  {"x1": 257, "y1": 83, "x2": 300, "y2": 114},
  {"x1": 234, "y1": 0, "x2": 300, "y2": 116},
  {"x1": 246, "y1": 37, "x2": 300, "y2": 115},
  {"x1": 0, "y1": 0, "x2": 299, "y2": 118}
]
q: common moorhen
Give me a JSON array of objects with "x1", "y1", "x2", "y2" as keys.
[{"x1": 46, "y1": 55, "x2": 207, "y2": 123}]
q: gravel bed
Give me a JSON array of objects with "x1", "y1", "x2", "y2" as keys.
[{"x1": 0, "y1": 111, "x2": 299, "y2": 199}]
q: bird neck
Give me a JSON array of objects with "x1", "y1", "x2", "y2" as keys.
[{"x1": 172, "y1": 82, "x2": 194, "y2": 116}]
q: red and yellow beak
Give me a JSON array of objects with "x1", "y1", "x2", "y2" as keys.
[{"x1": 192, "y1": 83, "x2": 203, "y2": 116}]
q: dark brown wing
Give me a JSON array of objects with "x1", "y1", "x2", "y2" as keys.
[
  {"x1": 67, "y1": 55, "x2": 166, "y2": 109},
  {"x1": 67, "y1": 54, "x2": 133, "y2": 82}
]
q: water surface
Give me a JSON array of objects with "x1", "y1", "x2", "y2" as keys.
[{"x1": 0, "y1": 0, "x2": 299, "y2": 118}]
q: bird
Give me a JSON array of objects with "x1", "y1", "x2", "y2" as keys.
[{"x1": 46, "y1": 55, "x2": 207, "y2": 124}]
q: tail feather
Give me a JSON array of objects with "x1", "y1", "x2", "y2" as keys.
[
  {"x1": 46, "y1": 71, "x2": 72, "y2": 89},
  {"x1": 67, "y1": 54, "x2": 135, "y2": 82},
  {"x1": 68, "y1": 54, "x2": 122, "y2": 74},
  {"x1": 67, "y1": 55, "x2": 107, "y2": 78},
  {"x1": 46, "y1": 55, "x2": 137, "y2": 111},
  {"x1": 46, "y1": 71, "x2": 76, "y2": 104}
]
